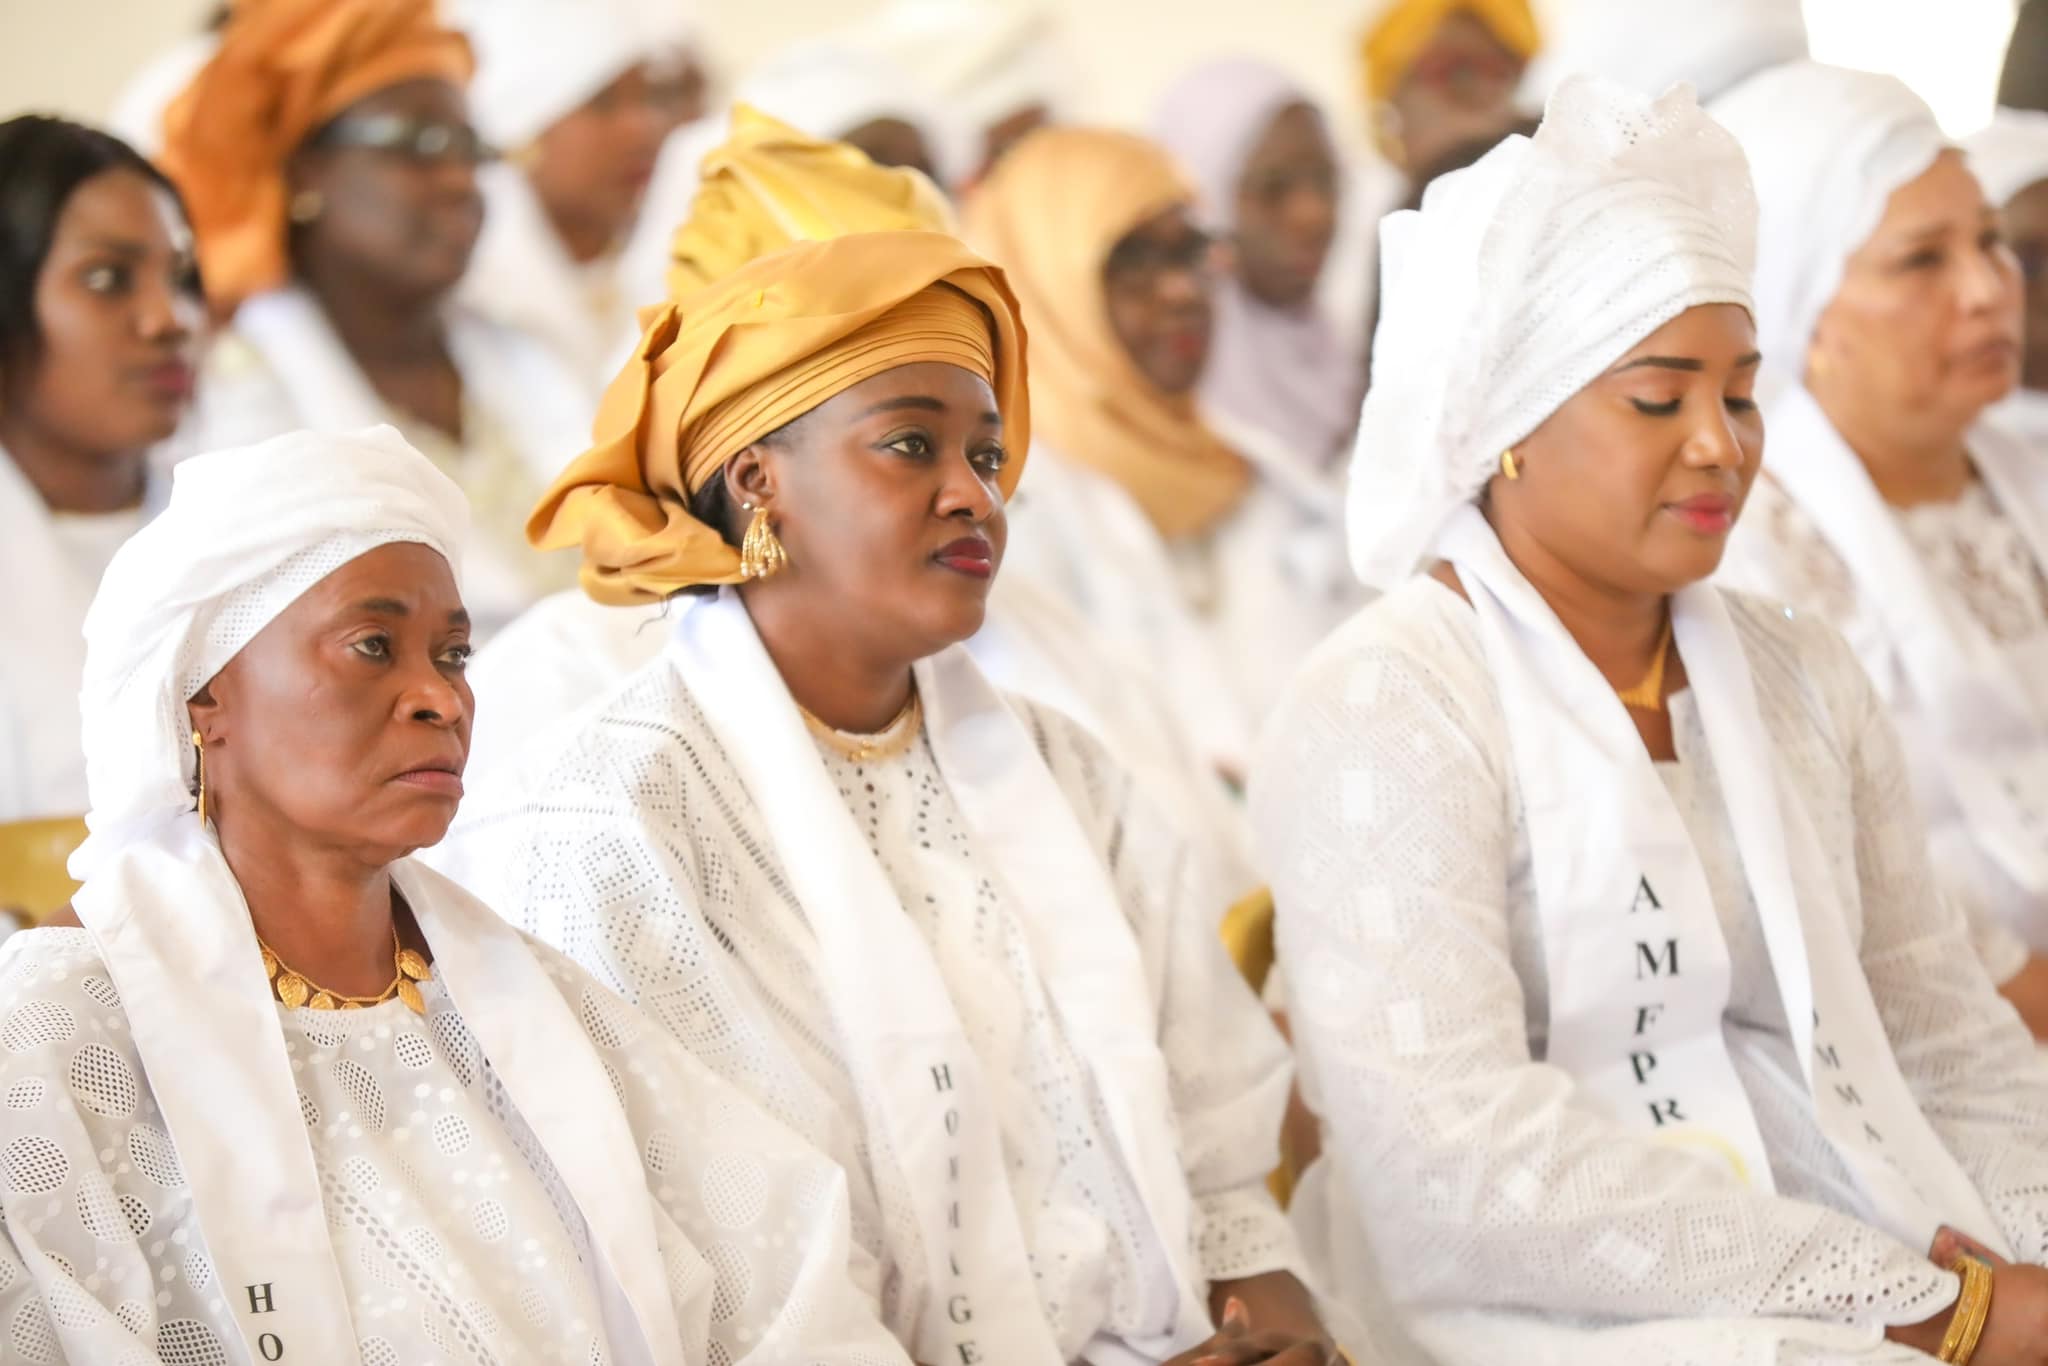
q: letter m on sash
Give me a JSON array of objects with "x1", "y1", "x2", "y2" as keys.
[{"x1": 1635, "y1": 938, "x2": 1680, "y2": 980}]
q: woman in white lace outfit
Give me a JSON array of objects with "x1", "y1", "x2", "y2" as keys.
[
  {"x1": 437, "y1": 230, "x2": 1338, "y2": 1364},
  {"x1": 1712, "y1": 64, "x2": 2048, "y2": 1036},
  {"x1": 0, "y1": 425, "x2": 906, "y2": 1366},
  {"x1": 1252, "y1": 77, "x2": 2048, "y2": 1365}
]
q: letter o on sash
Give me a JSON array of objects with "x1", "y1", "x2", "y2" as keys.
[{"x1": 258, "y1": 1333, "x2": 285, "y2": 1361}]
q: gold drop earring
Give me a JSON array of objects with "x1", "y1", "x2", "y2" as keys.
[
  {"x1": 738, "y1": 502, "x2": 789, "y2": 580},
  {"x1": 192, "y1": 729, "x2": 208, "y2": 825},
  {"x1": 1500, "y1": 448, "x2": 1521, "y2": 481}
]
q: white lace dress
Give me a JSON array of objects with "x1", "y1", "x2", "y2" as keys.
[
  {"x1": 437, "y1": 655, "x2": 1302, "y2": 1361},
  {"x1": 0, "y1": 927, "x2": 905, "y2": 1366},
  {"x1": 1726, "y1": 472, "x2": 2048, "y2": 972},
  {"x1": 1251, "y1": 579, "x2": 2048, "y2": 1366}
]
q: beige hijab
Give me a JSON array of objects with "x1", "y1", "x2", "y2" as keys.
[{"x1": 966, "y1": 126, "x2": 1249, "y2": 539}]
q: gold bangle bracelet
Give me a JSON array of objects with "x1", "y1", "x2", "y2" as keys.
[{"x1": 1938, "y1": 1255, "x2": 1994, "y2": 1365}]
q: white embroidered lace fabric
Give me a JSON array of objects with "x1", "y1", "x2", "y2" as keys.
[
  {"x1": 0, "y1": 927, "x2": 905, "y2": 1366},
  {"x1": 1251, "y1": 580, "x2": 2048, "y2": 1355},
  {"x1": 1725, "y1": 472, "x2": 2048, "y2": 972},
  {"x1": 437, "y1": 654, "x2": 1301, "y2": 1355}
]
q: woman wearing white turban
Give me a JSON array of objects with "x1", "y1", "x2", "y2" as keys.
[
  {"x1": 0, "y1": 425, "x2": 906, "y2": 1365},
  {"x1": 455, "y1": 0, "x2": 702, "y2": 398},
  {"x1": 1254, "y1": 76, "x2": 2048, "y2": 1364},
  {"x1": 1714, "y1": 64, "x2": 2048, "y2": 1039},
  {"x1": 1966, "y1": 108, "x2": 2048, "y2": 447}
]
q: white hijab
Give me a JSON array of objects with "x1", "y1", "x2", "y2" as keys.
[
  {"x1": 1351, "y1": 76, "x2": 2009, "y2": 1257},
  {"x1": 69, "y1": 426, "x2": 692, "y2": 1363},
  {"x1": 455, "y1": 0, "x2": 697, "y2": 154},
  {"x1": 1715, "y1": 64, "x2": 2048, "y2": 906},
  {"x1": 667, "y1": 587, "x2": 1212, "y2": 1365}
]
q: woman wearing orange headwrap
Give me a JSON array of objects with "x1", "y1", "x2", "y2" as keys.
[
  {"x1": 967, "y1": 126, "x2": 1361, "y2": 775},
  {"x1": 437, "y1": 228, "x2": 1332, "y2": 1365},
  {"x1": 160, "y1": 0, "x2": 590, "y2": 636},
  {"x1": 1359, "y1": 0, "x2": 1540, "y2": 173}
]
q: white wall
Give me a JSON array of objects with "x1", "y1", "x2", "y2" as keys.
[{"x1": 0, "y1": 0, "x2": 2022, "y2": 151}]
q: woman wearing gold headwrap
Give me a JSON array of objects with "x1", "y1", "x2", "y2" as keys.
[
  {"x1": 461, "y1": 105, "x2": 1262, "y2": 900},
  {"x1": 1359, "y1": 0, "x2": 1540, "y2": 174},
  {"x1": 160, "y1": 0, "x2": 588, "y2": 636},
  {"x1": 439, "y1": 229, "x2": 1335, "y2": 1364},
  {"x1": 968, "y1": 127, "x2": 1361, "y2": 777}
]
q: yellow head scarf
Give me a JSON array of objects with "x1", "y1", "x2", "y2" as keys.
[
  {"x1": 533, "y1": 231, "x2": 1030, "y2": 604},
  {"x1": 1361, "y1": 0, "x2": 1541, "y2": 105},
  {"x1": 667, "y1": 103, "x2": 956, "y2": 298},
  {"x1": 964, "y1": 126, "x2": 1249, "y2": 541},
  {"x1": 160, "y1": 0, "x2": 475, "y2": 310}
]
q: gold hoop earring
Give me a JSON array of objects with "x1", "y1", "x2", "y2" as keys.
[
  {"x1": 287, "y1": 189, "x2": 324, "y2": 224},
  {"x1": 192, "y1": 730, "x2": 208, "y2": 826},
  {"x1": 738, "y1": 503, "x2": 788, "y2": 580},
  {"x1": 1500, "y1": 448, "x2": 1521, "y2": 481}
]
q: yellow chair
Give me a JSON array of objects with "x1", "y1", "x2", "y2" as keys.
[
  {"x1": 0, "y1": 816, "x2": 89, "y2": 926},
  {"x1": 1219, "y1": 886, "x2": 1322, "y2": 1207}
]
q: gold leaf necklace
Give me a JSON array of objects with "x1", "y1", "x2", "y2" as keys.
[
  {"x1": 1616, "y1": 613, "x2": 1675, "y2": 713},
  {"x1": 258, "y1": 923, "x2": 432, "y2": 1015}
]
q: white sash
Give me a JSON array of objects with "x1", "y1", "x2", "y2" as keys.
[
  {"x1": 1443, "y1": 505, "x2": 2008, "y2": 1256},
  {"x1": 1764, "y1": 385, "x2": 2048, "y2": 898},
  {"x1": 74, "y1": 817, "x2": 688, "y2": 1364},
  {"x1": 669, "y1": 589, "x2": 1209, "y2": 1364}
]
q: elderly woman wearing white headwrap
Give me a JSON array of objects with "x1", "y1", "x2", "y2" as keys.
[
  {"x1": 1712, "y1": 65, "x2": 2048, "y2": 1041},
  {"x1": 455, "y1": 0, "x2": 702, "y2": 398},
  {"x1": 0, "y1": 425, "x2": 906, "y2": 1365},
  {"x1": 1253, "y1": 76, "x2": 2048, "y2": 1364},
  {"x1": 1967, "y1": 108, "x2": 2048, "y2": 446}
]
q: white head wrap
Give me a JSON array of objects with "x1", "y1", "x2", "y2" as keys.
[
  {"x1": 1966, "y1": 106, "x2": 2048, "y2": 208},
  {"x1": 73, "y1": 425, "x2": 467, "y2": 878},
  {"x1": 736, "y1": 40, "x2": 967, "y2": 187},
  {"x1": 1710, "y1": 62, "x2": 1949, "y2": 402},
  {"x1": 1347, "y1": 75, "x2": 1756, "y2": 588},
  {"x1": 845, "y1": 0, "x2": 1070, "y2": 137},
  {"x1": 455, "y1": 0, "x2": 698, "y2": 151},
  {"x1": 1523, "y1": 0, "x2": 1807, "y2": 105}
]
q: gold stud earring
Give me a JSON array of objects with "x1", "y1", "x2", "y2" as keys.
[
  {"x1": 287, "y1": 189, "x2": 325, "y2": 224},
  {"x1": 1500, "y1": 448, "x2": 1521, "y2": 481},
  {"x1": 192, "y1": 730, "x2": 208, "y2": 826},
  {"x1": 738, "y1": 503, "x2": 788, "y2": 580}
]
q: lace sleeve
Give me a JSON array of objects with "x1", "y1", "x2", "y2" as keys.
[
  {"x1": 1822, "y1": 618, "x2": 2048, "y2": 1259},
  {"x1": 1026, "y1": 705, "x2": 1303, "y2": 1286},
  {"x1": 1250, "y1": 593, "x2": 1952, "y2": 1328}
]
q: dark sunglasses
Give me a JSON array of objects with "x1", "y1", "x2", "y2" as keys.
[{"x1": 309, "y1": 114, "x2": 495, "y2": 165}]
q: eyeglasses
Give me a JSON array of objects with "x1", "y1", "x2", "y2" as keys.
[
  {"x1": 309, "y1": 114, "x2": 495, "y2": 165},
  {"x1": 1103, "y1": 229, "x2": 1216, "y2": 294}
]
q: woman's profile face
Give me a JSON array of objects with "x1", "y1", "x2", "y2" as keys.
[
  {"x1": 13, "y1": 167, "x2": 203, "y2": 456},
  {"x1": 1490, "y1": 303, "x2": 1764, "y2": 596},
  {"x1": 1809, "y1": 149, "x2": 2022, "y2": 440},
  {"x1": 1233, "y1": 101, "x2": 1339, "y2": 309},
  {"x1": 288, "y1": 78, "x2": 487, "y2": 302},
  {"x1": 526, "y1": 63, "x2": 671, "y2": 248},
  {"x1": 188, "y1": 541, "x2": 474, "y2": 863},
  {"x1": 729, "y1": 360, "x2": 1008, "y2": 660}
]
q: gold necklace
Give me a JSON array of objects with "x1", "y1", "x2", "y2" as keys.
[
  {"x1": 799, "y1": 689, "x2": 923, "y2": 763},
  {"x1": 1616, "y1": 614, "x2": 1675, "y2": 713},
  {"x1": 258, "y1": 924, "x2": 432, "y2": 1015}
]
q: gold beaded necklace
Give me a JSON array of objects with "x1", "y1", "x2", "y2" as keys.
[
  {"x1": 258, "y1": 924, "x2": 432, "y2": 1015},
  {"x1": 799, "y1": 689, "x2": 923, "y2": 764},
  {"x1": 1615, "y1": 614, "x2": 1675, "y2": 713}
]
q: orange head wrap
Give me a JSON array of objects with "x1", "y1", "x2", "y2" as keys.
[
  {"x1": 159, "y1": 0, "x2": 474, "y2": 309},
  {"x1": 964, "y1": 126, "x2": 1249, "y2": 540},
  {"x1": 667, "y1": 103, "x2": 956, "y2": 298},
  {"x1": 532, "y1": 231, "x2": 1030, "y2": 604},
  {"x1": 1361, "y1": 0, "x2": 1541, "y2": 105}
]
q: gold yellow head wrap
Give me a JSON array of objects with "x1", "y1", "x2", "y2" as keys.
[
  {"x1": 667, "y1": 103, "x2": 956, "y2": 298},
  {"x1": 533, "y1": 231, "x2": 1029, "y2": 604},
  {"x1": 160, "y1": 0, "x2": 475, "y2": 310},
  {"x1": 964, "y1": 126, "x2": 1248, "y2": 541},
  {"x1": 1361, "y1": 0, "x2": 1541, "y2": 104}
]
